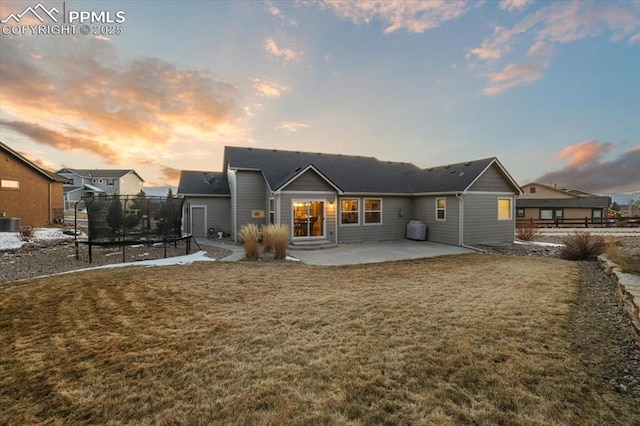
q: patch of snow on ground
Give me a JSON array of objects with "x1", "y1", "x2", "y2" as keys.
[
  {"x1": 514, "y1": 240, "x2": 564, "y2": 247},
  {"x1": 285, "y1": 255, "x2": 301, "y2": 262},
  {"x1": 33, "y1": 251, "x2": 216, "y2": 280},
  {"x1": 0, "y1": 228, "x2": 75, "y2": 250}
]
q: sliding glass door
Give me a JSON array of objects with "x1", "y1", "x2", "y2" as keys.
[{"x1": 292, "y1": 201, "x2": 324, "y2": 238}]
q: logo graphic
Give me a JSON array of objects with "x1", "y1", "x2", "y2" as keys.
[{"x1": 1, "y1": 2, "x2": 59, "y2": 24}]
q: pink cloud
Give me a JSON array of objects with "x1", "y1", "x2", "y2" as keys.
[
  {"x1": 555, "y1": 140, "x2": 613, "y2": 167},
  {"x1": 536, "y1": 142, "x2": 639, "y2": 193}
]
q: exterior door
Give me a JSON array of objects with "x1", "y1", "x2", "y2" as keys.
[
  {"x1": 292, "y1": 201, "x2": 324, "y2": 238},
  {"x1": 191, "y1": 206, "x2": 206, "y2": 238}
]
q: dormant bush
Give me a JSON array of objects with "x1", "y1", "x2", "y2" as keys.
[
  {"x1": 559, "y1": 232, "x2": 606, "y2": 261},
  {"x1": 516, "y1": 221, "x2": 541, "y2": 241}
]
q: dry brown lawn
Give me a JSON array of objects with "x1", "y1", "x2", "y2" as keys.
[{"x1": 1, "y1": 254, "x2": 638, "y2": 424}]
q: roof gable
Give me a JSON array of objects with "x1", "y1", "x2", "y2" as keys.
[
  {"x1": 1, "y1": 141, "x2": 70, "y2": 183},
  {"x1": 276, "y1": 164, "x2": 342, "y2": 193}
]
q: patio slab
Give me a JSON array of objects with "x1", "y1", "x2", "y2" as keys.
[{"x1": 288, "y1": 239, "x2": 474, "y2": 266}]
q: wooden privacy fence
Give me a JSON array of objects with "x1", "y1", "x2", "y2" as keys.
[{"x1": 516, "y1": 217, "x2": 640, "y2": 228}]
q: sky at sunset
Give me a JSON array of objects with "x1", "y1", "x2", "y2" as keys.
[{"x1": 1, "y1": 0, "x2": 638, "y2": 196}]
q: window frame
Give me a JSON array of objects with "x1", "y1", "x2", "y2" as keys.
[
  {"x1": 436, "y1": 198, "x2": 446, "y2": 221},
  {"x1": 497, "y1": 198, "x2": 513, "y2": 221},
  {"x1": 0, "y1": 179, "x2": 20, "y2": 190},
  {"x1": 540, "y1": 208, "x2": 563, "y2": 220},
  {"x1": 340, "y1": 198, "x2": 360, "y2": 226},
  {"x1": 516, "y1": 207, "x2": 525, "y2": 218},
  {"x1": 363, "y1": 198, "x2": 383, "y2": 225},
  {"x1": 269, "y1": 197, "x2": 276, "y2": 224}
]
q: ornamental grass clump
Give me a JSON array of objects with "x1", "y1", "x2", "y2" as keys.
[
  {"x1": 559, "y1": 232, "x2": 606, "y2": 261},
  {"x1": 269, "y1": 224, "x2": 289, "y2": 260},
  {"x1": 261, "y1": 225, "x2": 274, "y2": 254},
  {"x1": 239, "y1": 223, "x2": 260, "y2": 261},
  {"x1": 260, "y1": 224, "x2": 289, "y2": 260},
  {"x1": 516, "y1": 221, "x2": 541, "y2": 242}
]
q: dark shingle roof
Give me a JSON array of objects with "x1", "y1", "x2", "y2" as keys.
[
  {"x1": 178, "y1": 171, "x2": 230, "y2": 195},
  {"x1": 517, "y1": 196, "x2": 611, "y2": 209},
  {"x1": 224, "y1": 146, "x2": 421, "y2": 193},
  {"x1": 180, "y1": 146, "x2": 519, "y2": 196},
  {"x1": 406, "y1": 157, "x2": 497, "y2": 193}
]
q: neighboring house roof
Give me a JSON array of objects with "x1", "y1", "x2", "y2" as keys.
[
  {"x1": 63, "y1": 186, "x2": 84, "y2": 194},
  {"x1": 521, "y1": 182, "x2": 598, "y2": 198},
  {"x1": 83, "y1": 183, "x2": 105, "y2": 193},
  {"x1": 57, "y1": 168, "x2": 145, "y2": 182},
  {"x1": 517, "y1": 196, "x2": 611, "y2": 209},
  {"x1": 565, "y1": 188, "x2": 595, "y2": 197},
  {"x1": 178, "y1": 171, "x2": 230, "y2": 196},
  {"x1": 1, "y1": 141, "x2": 70, "y2": 183},
  {"x1": 222, "y1": 146, "x2": 520, "y2": 195}
]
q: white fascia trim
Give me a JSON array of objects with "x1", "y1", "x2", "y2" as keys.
[
  {"x1": 410, "y1": 191, "x2": 459, "y2": 197},
  {"x1": 464, "y1": 191, "x2": 519, "y2": 195},
  {"x1": 275, "y1": 164, "x2": 343, "y2": 194},
  {"x1": 179, "y1": 194, "x2": 231, "y2": 198},
  {"x1": 342, "y1": 192, "x2": 408, "y2": 196}
]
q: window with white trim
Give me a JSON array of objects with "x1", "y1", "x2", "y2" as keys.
[
  {"x1": 498, "y1": 198, "x2": 512, "y2": 220},
  {"x1": 364, "y1": 199, "x2": 382, "y2": 224},
  {"x1": 1, "y1": 179, "x2": 20, "y2": 189},
  {"x1": 340, "y1": 199, "x2": 359, "y2": 225},
  {"x1": 269, "y1": 198, "x2": 275, "y2": 224},
  {"x1": 436, "y1": 198, "x2": 446, "y2": 221}
]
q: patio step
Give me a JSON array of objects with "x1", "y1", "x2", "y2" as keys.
[{"x1": 288, "y1": 239, "x2": 336, "y2": 250}]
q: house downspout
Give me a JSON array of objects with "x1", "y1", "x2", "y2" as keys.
[
  {"x1": 48, "y1": 183, "x2": 53, "y2": 225},
  {"x1": 456, "y1": 192, "x2": 483, "y2": 252}
]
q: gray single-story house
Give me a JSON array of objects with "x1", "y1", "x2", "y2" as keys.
[{"x1": 178, "y1": 146, "x2": 522, "y2": 247}]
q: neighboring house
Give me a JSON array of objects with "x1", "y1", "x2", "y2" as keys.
[
  {"x1": 0, "y1": 141, "x2": 70, "y2": 227},
  {"x1": 178, "y1": 146, "x2": 522, "y2": 247},
  {"x1": 57, "y1": 168, "x2": 145, "y2": 207},
  {"x1": 517, "y1": 182, "x2": 611, "y2": 221}
]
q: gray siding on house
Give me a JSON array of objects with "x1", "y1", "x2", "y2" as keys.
[
  {"x1": 468, "y1": 164, "x2": 514, "y2": 192},
  {"x1": 283, "y1": 170, "x2": 335, "y2": 192},
  {"x1": 413, "y1": 195, "x2": 460, "y2": 246},
  {"x1": 337, "y1": 196, "x2": 413, "y2": 243},
  {"x1": 227, "y1": 170, "x2": 237, "y2": 239},
  {"x1": 462, "y1": 193, "x2": 514, "y2": 245},
  {"x1": 186, "y1": 196, "x2": 231, "y2": 236},
  {"x1": 280, "y1": 191, "x2": 337, "y2": 243},
  {"x1": 235, "y1": 171, "x2": 268, "y2": 235}
]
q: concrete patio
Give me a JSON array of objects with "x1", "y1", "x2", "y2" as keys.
[{"x1": 197, "y1": 238, "x2": 474, "y2": 266}]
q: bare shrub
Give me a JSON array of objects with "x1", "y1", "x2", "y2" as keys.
[
  {"x1": 559, "y1": 232, "x2": 606, "y2": 261},
  {"x1": 269, "y1": 224, "x2": 289, "y2": 260},
  {"x1": 18, "y1": 226, "x2": 33, "y2": 241},
  {"x1": 239, "y1": 223, "x2": 260, "y2": 261},
  {"x1": 516, "y1": 221, "x2": 541, "y2": 241}
]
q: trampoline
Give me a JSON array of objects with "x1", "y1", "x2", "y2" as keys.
[{"x1": 74, "y1": 194, "x2": 197, "y2": 263}]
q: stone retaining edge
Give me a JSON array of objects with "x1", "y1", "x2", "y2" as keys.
[{"x1": 598, "y1": 254, "x2": 640, "y2": 339}]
